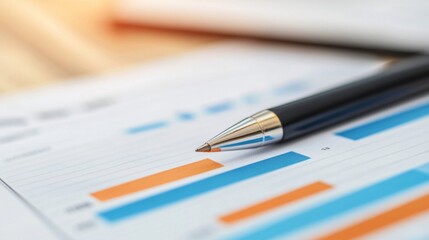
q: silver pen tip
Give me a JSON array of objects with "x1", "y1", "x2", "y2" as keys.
[{"x1": 195, "y1": 143, "x2": 212, "y2": 152}]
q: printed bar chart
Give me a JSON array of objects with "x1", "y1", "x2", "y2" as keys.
[
  {"x1": 232, "y1": 163, "x2": 429, "y2": 240},
  {"x1": 98, "y1": 152, "x2": 309, "y2": 222},
  {"x1": 318, "y1": 193, "x2": 429, "y2": 240},
  {"x1": 336, "y1": 102, "x2": 429, "y2": 140},
  {"x1": 219, "y1": 182, "x2": 332, "y2": 224},
  {"x1": 123, "y1": 83, "x2": 309, "y2": 136},
  {"x1": 91, "y1": 159, "x2": 223, "y2": 201}
]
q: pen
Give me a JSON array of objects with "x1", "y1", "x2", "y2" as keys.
[{"x1": 196, "y1": 55, "x2": 429, "y2": 152}]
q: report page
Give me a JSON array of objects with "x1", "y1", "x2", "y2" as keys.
[{"x1": 0, "y1": 41, "x2": 428, "y2": 239}]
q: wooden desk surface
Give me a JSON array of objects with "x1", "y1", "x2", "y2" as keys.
[{"x1": 0, "y1": 0, "x2": 223, "y2": 94}]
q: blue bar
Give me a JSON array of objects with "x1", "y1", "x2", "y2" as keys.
[
  {"x1": 417, "y1": 163, "x2": 429, "y2": 175},
  {"x1": 242, "y1": 94, "x2": 260, "y2": 105},
  {"x1": 232, "y1": 166, "x2": 429, "y2": 240},
  {"x1": 221, "y1": 136, "x2": 274, "y2": 148},
  {"x1": 205, "y1": 101, "x2": 234, "y2": 114},
  {"x1": 337, "y1": 102, "x2": 429, "y2": 140},
  {"x1": 98, "y1": 152, "x2": 309, "y2": 222},
  {"x1": 273, "y1": 82, "x2": 307, "y2": 95},
  {"x1": 127, "y1": 121, "x2": 168, "y2": 134},
  {"x1": 176, "y1": 112, "x2": 195, "y2": 121}
]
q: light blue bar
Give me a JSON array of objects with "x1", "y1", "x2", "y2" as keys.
[
  {"x1": 127, "y1": 121, "x2": 168, "y2": 134},
  {"x1": 177, "y1": 112, "x2": 195, "y2": 121},
  {"x1": 273, "y1": 82, "x2": 307, "y2": 95},
  {"x1": 221, "y1": 136, "x2": 274, "y2": 148},
  {"x1": 242, "y1": 94, "x2": 260, "y2": 105},
  {"x1": 337, "y1": 102, "x2": 429, "y2": 140},
  {"x1": 232, "y1": 168, "x2": 429, "y2": 240},
  {"x1": 205, "y1": 101, "x2": 234, "y2": 114},
  {"x1": 98, "y1": 152, "x2": 309, "y2": 222},
  {"x1": 417, "y1": 163, "x2": 429, "y2": 175}
]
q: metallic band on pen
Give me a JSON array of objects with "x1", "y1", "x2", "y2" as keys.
[{"x1": 197, "y1": 110, "x2": 283, "y2": 152}]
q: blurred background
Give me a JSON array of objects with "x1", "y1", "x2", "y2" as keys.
[
  {"x1": 1, "y1": 0, "x2": 428, "y2": 94},
  {"x1": 0, "y1": 0, "x2": 222, "y2": 94}
]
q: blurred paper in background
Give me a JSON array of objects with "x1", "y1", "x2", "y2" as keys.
[{"x1": 115, "y1": 0, "x2": 429, "y2": 52}]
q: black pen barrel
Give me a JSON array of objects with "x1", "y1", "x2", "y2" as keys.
[{"x1": 269, "y1": 55, "x2": 429, "y2": 141}]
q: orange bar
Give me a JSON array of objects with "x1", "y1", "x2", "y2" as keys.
[
  {"x1": 219, "y1": 181, "x2": 332, "y2": 224},
  {"x1": 91, "y1": 159, "x2": 223, "y2": 201},
  {"x1": 318, "y1": 193, "x2": 429, "y2": 240}
]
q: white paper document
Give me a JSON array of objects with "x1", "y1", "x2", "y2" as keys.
[
  {"x1": 0, "y1": 41, "x2": 429, "y2": 240},
  {"x1": 0, "y1": 182, "x2": 59, "y2": 240},
  {"x1": 115, "y1": 0, "x2": 429, "y2": 52}
]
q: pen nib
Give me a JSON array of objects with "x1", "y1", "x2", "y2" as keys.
[{"x1": 195, "y1": 143, "x2": 211, "y2": 152}]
